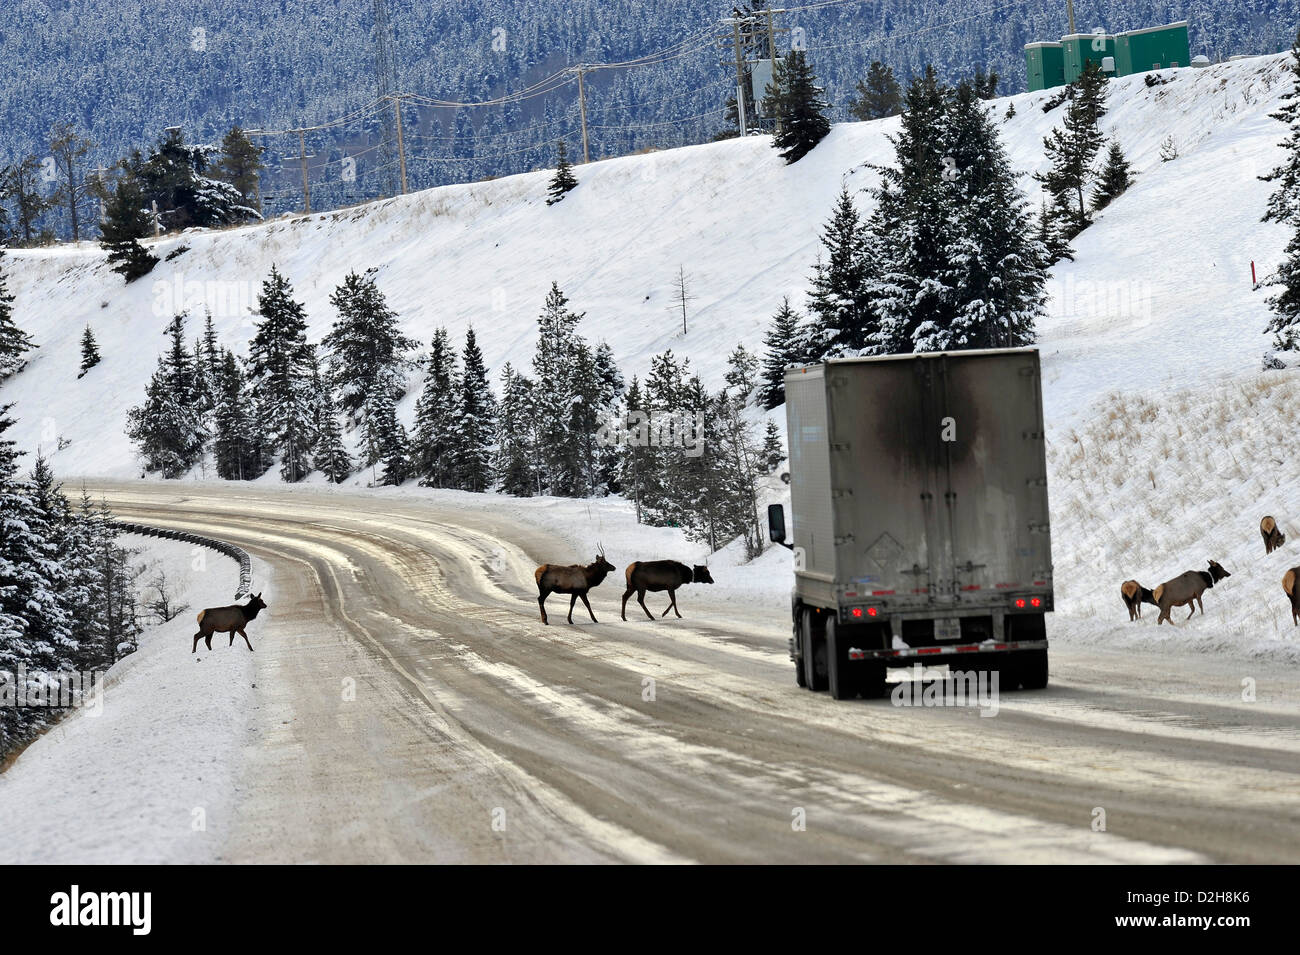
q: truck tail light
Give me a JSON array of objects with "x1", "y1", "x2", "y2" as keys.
[
  {"x1": 1014, "y1": 598, "x2": 1026, "y2": 609},
  {"x1": 1031, "y1": 597, "x2": 1042, "y2": 608}
]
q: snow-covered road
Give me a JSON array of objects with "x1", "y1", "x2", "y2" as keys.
[{"x1": 5, "y1": 481, "x2": 1298, "y2": 863}]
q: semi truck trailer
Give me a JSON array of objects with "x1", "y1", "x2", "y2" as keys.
[{"x1": 768, "y1": 348, "x2": 1054, "y2": 700}]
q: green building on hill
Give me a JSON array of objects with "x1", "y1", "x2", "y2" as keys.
[{"x1": 1025, "y1": 20, "x2": 1190, "y2": 92}]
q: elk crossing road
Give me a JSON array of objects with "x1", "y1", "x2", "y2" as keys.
[{"x1": 72, "y1": 481, "x2": 1300, "y2": 863}]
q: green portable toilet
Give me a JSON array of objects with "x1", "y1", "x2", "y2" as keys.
[
  {"x1": 1062, "y1": 32, "x2": 1116, "y2": 83},
  {"x1": 1025, "y1": 41, "x2": 1066, "y2": 91},
  {"x1": 1114, "y1": 21, "x2": 1191, "y2": 75}
]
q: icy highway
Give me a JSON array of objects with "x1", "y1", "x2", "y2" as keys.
[{"x1": 79, "y1": 482, "x2": 1300, "y2": 863}]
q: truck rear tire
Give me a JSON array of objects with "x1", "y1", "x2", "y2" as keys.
[
  {"x1": 1019, "y1": 648, "x2": 1049, "y2": 690},
  {"x1": 825, "y1": 618, "x2": 855, "y2": 700},
  {"x1": 793, "y1": 620, "x2": 807, "y2": 688},
  {"x1": 801, "y1": 609, "x2": 828, "y2": 692}
]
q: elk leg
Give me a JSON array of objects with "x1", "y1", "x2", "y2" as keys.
[
  {"x1": 1186, "y1": 603, "x2": 1196, "y2": 619},
  {"x1": 580, "y1": 593, "x2": 597, "y2": 623},
  {"x1": 538, "y1": 590, "x2": 549, "y2": 625},
  {"x1": 637, "y1": 589, "x2": 654, "y2": 621},
  {"x1": 205, "y1": 633, "x2": 213, "y2": 649},
  {"x1": 621, "y1": 588, "x2": 634, "y2": 621},
  {"x1": 238, "y1": 628, "x2": 253, "y2": 651},
  {"x1": 1196, "y1": 594, "x2": 1204, "y2": 615},
  {"x1": 229, "y1": 630, "x2": 236, "y2": 647},
  {"x1": 193, "y1": 631, "x2": 202, "y2": 653},
  {"x1": 661, "y1": 589, "x2": 679, "y2": 618},
  {"x1": 568, "y1": 594, "x2": 578, "y2": 624}
]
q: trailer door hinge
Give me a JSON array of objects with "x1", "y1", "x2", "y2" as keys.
[{"x1": 834, "y1": 534, "x2": 856, "y2": 545}]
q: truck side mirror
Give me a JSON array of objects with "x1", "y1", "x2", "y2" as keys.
[{"x1": 768, "y1": 504, "x2": 793, "y2": 549}]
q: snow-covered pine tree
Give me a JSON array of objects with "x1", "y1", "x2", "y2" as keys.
[
  {"x1": 759, "y1": 296, "x2": 804, "y2": 410},
  {"x1": 1263, "y1": 31, "x2": 1300, "y2": 227},
  {"x1": 762, "y1": 420, "x2": 785, "y2": 472},
  {"x1": 763, "y1": 50, "x2": 832, "y2": 164},
  {"x1": 531, "y1": 282, "x2": 586, "y2": 495},
  {"x1": 309, "y1": 361, "x2": 352, "y2": 484},
  {"x1": 78, "y1": 325, "x2": 100, "y2": 377},
  {"x1": 724, "y1": 344, "x2": 759, "y2": 405},
  {"x1": 0, "y1": 250, "x2": 35, "y2": 381},
  {"x1": 362, "y1": 388, "x2": 410, "y2": 486},
  {"x1": 125, "y1": 314, "x2": 208, "y2": 478},
  {"x1": 547, "y1": 141, "x2": 578, "y2": 205},
  {"x1": 324, "y1": 269, "x2": 417, "y2": 420},
  {"x1": 411, "y1": 328, "x2": 461, "y2": 487},
  {"x1": 636, "y1": 350, "x2": 694, "y2": 526},
  {"x1": 137, "y1": 128, "x2": 254, "y2": 230},
  {"x1": 1037, "y1": 66, "x2": 1107, "y2": 242},
  {"x1": 591, "y1": 341, "x2": 625, "y2": 493},
  {"x1": 452, "y1": 327, "x2": 497, "y2": 492},
  {"x1": 1092, "y1": 141, "x2": 1134, "y2": 212},
  {"x1": 212, "y1": 348, "x2": 262, "y2": 480},
  {"x1": 868, "y1": 67, "x2": 958, "y2": 354},
  {"x1": 615, "y1": 375, "x2": 652, "y2": 522},
  {"x1": 247, "y1": 266, "x2": 316, "y2": 482},
  {"x1": 1036, "y1": 199, "x2": 1074, "y2": 266},
  {"x1": 707, "y1": 388, "x2": 767, "y2": 558},
  {"x1": 1266, "y1": 33, "x2": 1300, "y2": 353},
  {"x1": 848, "y1": 61, "x2": 902, "y2": 121},
  {"x1": 806, "y1": 188, "x2": 875, "y2": 356},
  {"x1": 0, "y1": 407, "x2": 73, "y2": 752},
  {"x1": 923, "y1": 81, "x2": 1048, "y2": 350},
  {"x1": 215, "y1": 126, "x2": 266, "y2": 220},
  {"x1": 495, "y1": 362, "x2": 539, "y2": 497},
  {"x1": 99, "y1": 171, "x2": 158, "y2": 282}
]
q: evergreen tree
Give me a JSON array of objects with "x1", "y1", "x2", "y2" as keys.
[
  {"x1": 1036, "y1": 200, "x2": 1074, "y2": 267},
  {"x1": 137, "y1": 128, "x2": 252, "y2": 231},
  {"x1": 848, "y1": 61, "x2": 902, "y2": 121},
  {"x1": 547, "y1": 141, "x2": 578, "y2": 205},
  {"x1": 868, "y1": 67, "x2": 957, "y2": 353},
  {"x1": 247, "y1": 266, "x2": 315, "y2": 482},
  {"x1": 1037, "y1": 64, "x2": 1108, "y2": 242},
  {"x1": 78, "y1": 325, "x2": 100, "y2": 377},
  {"x1": 1, "y1": 156, "x2": 56, "y2": 246},
  {"x1": 211, "y1": 349, "x2": 263, "y2": 480},
  {"x1": 1092, "y1": 141, "x2": 1134, "y2": 211},
  {"x1": 306, "y1": 359, "x2": 352, "y2": 484},
  {"x1": 495, "y1": 362, "x2": 539, "y2": 496},
  {"x1": 724, "y1": 343, "x2": 759, "y2": 404},
  {"x1": 453, "y1": 327, "x2": 497, "y2": 492},
  {"x1": 0, "y1": 250, "x2": 36, "y2": 381},
  {"x1": 0, "y1": 407, "x2": 72, "y2": 751},
  {"x1": 763, "y1": 50, "x2": 832, "y2": 164},
  {"x1": 531, "y1": 282, "x2": 587, "y2": 495},
  {"x1": 323, "y1": 269, "x2": 417, "y2": 419},
  {"x1": 362, "y1": 388, "x2": 410, "y2": 486},
  {"x1": 615, "y1": 375, "x2": 652, "y2": 521},
  {"x1": 1266, "y1": 230, "x2": 1300, "y2": 352},
  {"x1": 921, "y1": 81, "x2": 1048, "y2": 350},
  {"x1": 762, "y1": 420, "x2": 785, "y2": 472},
  {"x1": 759, "y1": 297, "x2": 804, "y2": 409},
  {"x1": 1263, "y1": 31, "x2": 1300, "y2": 226},
  {"x1": 99, "y1": 169, "x2": 158, "y2": 282},
  {"x1": 125, "y1": 314, "x2": 207, "y2": 477},
  {"x1": 972, "y1": 65, "x2": 999, "y2": 100},
  {"x1": 806, "y1": 188, "x2": 876, "y2": 356},
  {"x1": 591, "y1": 341, "x2": 626, "y2": 492},
  {"x1": 215, "y1": 126, "x2": 266, "y2": 219},
  {"x1": 48, "y1": 123, "x2": 96, "y2": 243},
  {"x1": 411, "y1": 328, "x2": 461, "y2": 487}
]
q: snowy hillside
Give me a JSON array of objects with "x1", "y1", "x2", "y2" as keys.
[{"x1": 2, "y1": 53, "x2": 1294, "y2": 480}]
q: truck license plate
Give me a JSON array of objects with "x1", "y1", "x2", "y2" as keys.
[{"x1": 935, "y1": 618, "x2": 961, "y2": 641}]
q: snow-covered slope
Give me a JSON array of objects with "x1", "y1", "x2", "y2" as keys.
[{"x1": 2, "y1": 53, "x2": 1293, "y2": 477}]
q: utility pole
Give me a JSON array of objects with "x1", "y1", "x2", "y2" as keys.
[
  {"x1": 762, "y1": 7, "x2": 789, "y2": 135},
  {"x1": 295, "y1": 129, "x2": 314, "y2": 214},
  {"x1": 391, "y1": 94, "x2": 409, "y2": 193},
  {"x1": 1066, "y1": 0, "x2": 1076, "y2": 35},
  {"x1": 576, "y1": 66, "x2": 591, "y2": 164},
  {"x1": 728, "y1": 18, "x2": 749, "y2": 136}
]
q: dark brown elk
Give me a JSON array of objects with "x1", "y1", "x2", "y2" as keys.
[
  {"x1": 1284, "y1": 568, "x2": 1300, "y2": 625},
  {"x1": 1261, "y1": 516, "x2": 1286, "y2": 554},
  {"x1": 1119, "y1": 579, "x2": 1156, "y2": 621},
  {"x1": 621, "y1": 560, "x2": 715, "y2": 621},
  {"x1": 1153, "y1": 560, "x2": 1231, "y2": 625},
  {"x1": 194, "y1": 593, "x2": 267, "y2": 652},
  {"x1": 535, "y1": 548, "x2": 616, "y2": 625}
]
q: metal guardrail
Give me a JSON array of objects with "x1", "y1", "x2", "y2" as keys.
[{"x1": 110, "y1": 521, "x2": 253, "y2": 599}]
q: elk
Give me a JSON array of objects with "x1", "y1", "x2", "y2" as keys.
[
  {"x1": 621, "y1": 560, "x2": 715, "y2": 621},
  {"x1": 535, "y1": 547, "x2": 616, "y2": 625},
  {"x1": 194, "y1": 593, "x2": 267, "y2": 652},
  {"x1": 1119, "y1": 579, "x2": 1156, "y2": 621},
  {"x1": 1284, "y1": 568, "x2": 1300, "y2": 625},
  {"x1": 1261, "y1": 516, "x2": 1286, "y2": 554},
  {"x1": 1153, "y1": 560, "x2": 1231, "y2": 625}
]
